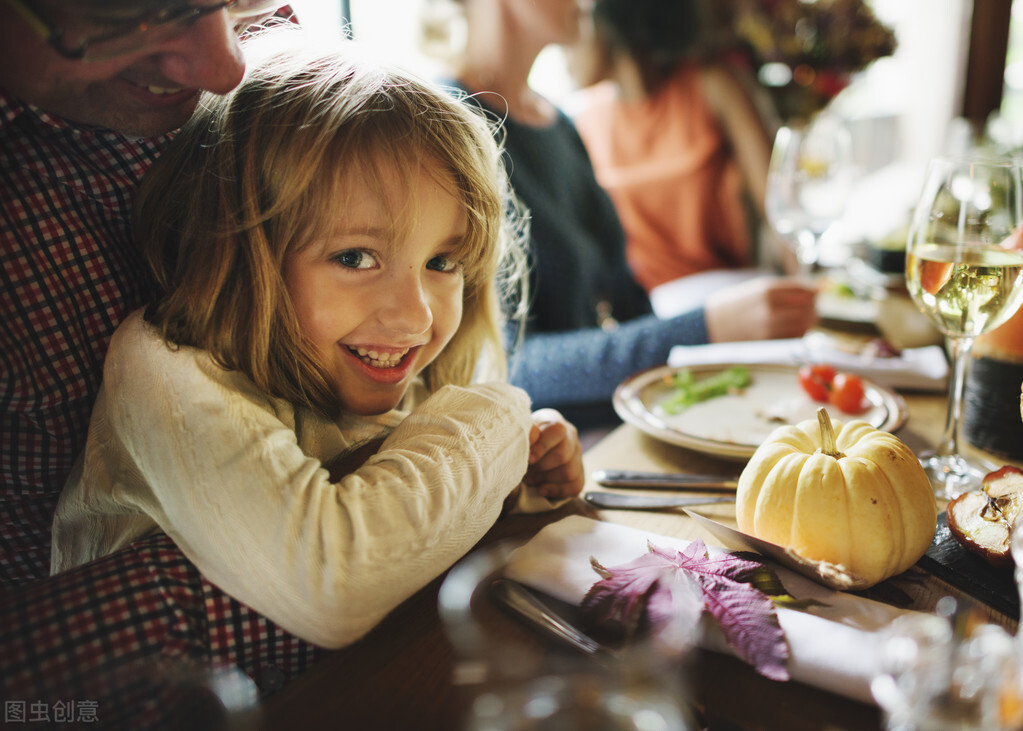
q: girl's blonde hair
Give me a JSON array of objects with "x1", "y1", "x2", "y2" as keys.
[{"x1": 133, "y1": 30, "x2": 528, "y2": 418}]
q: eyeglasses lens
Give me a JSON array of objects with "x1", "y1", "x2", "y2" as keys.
[{"x1": 75, "y1": 1, "x2": 285, "y2": 62}]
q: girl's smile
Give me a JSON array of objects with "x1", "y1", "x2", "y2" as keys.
[
  {"x1": 283, "y1": 156, "x2": 467, "y2": 416},
  {"x1": 343, "y1": 344, "x2": 423, "y2": 385}
]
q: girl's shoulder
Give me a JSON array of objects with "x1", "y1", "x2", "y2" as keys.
[
  {"x1": 106, "y1": 309, "x2": 199, "y2": 374},
  {"x1": 104, "y1": 309, "x2": 270, "y2": 407}
]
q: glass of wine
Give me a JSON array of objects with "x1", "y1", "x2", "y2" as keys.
[
  {"x1": 905, "y1": 156, "x2": 1023, "y2": 499},
  {"x1": 765, "y1": 115, "x2": 854, "y2": 277}
]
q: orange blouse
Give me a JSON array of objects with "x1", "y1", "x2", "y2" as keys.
[{"x1": 572, "y1": 65, "x2": 753, "y2": 291}]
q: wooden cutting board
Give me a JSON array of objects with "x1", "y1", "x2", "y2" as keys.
[{"x1": 916, "y1": 512, "x2": 1019, "y2": 621}]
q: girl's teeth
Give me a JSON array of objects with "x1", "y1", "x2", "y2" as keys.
[
  {"x1": 147, "y1": 85, "x2": 183, "y2": 95},
  {"x1": 350, "y1": 347, "x2": 410, "y2": 368}
]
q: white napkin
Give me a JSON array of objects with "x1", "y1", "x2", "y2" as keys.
[
  {"x1": 504, "y1": 515, "x2": 931, "y2": 705},
  {"x1": 668, "y1": 335, "x2": 948, "y2": 392}
]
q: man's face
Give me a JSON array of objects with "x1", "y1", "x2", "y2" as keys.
[{"x1": 0, "y1": 1, "x2": 252, "y2": 137}]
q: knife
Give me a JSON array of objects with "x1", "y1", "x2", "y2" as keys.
[
  {"x1": 584, "y1": 492, "x2": 735, "y2": 510},
  {"x1": 490, "y1": 578, "x2": 617, "y2": 659},
  {"x1": 681, "y1": 509, "x2": 871, "y2": 591},
  {"x1": 592, "y1": 469, "x2": 738, "y2": 491}
]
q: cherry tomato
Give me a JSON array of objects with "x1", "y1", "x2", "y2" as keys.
[
  {"x1": 829, "y1": 372, "x2": 866, "y2": 414},
  {"x1": 798, "y1": 364, "x2": 836, "y2": 402}
]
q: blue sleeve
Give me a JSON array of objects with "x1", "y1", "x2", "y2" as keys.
[{"x1": 508, "y1": 308, "x2": 708, "y2": 412}]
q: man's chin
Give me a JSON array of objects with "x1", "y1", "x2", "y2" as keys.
[
  {"x1": 108, "y1": 105, "x2": 199, "y2": 138},
  {"x1": 70, "y1": 95, "x2": 201, "y2": 138}
]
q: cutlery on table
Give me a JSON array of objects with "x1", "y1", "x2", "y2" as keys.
[
  {"x1": 490, "y1": 578, "x2": 618, "y2": 660},
  {"x1": 584, "y1": 492, "x2": 735, "y2": 511},
  {"x1": 592, "y1": 469, "x2": 738, "y2": 491},
  {"x1": 682, "y1": 509, "x2": 872, "y2": 591},
  {"x1": 490, "y1": 579, "x2": 704, "y2": 727}
]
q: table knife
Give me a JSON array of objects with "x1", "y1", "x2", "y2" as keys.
[
  {"x1": 584, "y1": 492, "x2": 735, "y2": 511},
  {"x1": 490, "y1": 579, "x2": 617, "y2": 660},
  {"x1": 592, "y1": 469, "x2": 738, "y2": 491}
]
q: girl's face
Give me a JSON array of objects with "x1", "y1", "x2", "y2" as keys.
[{"x1": 283, "y1": 158, "x2": 467, "y2": 416}]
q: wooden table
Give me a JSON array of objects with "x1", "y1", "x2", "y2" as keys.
[{"x1": 259, "y1": 392, "x2": 1017, "y2": 731}]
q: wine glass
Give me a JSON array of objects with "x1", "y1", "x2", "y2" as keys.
[
  {"x1": 438, "y1": 542, "x2": 698, "y2": 730},
  {"x1": 765, "y1": 116, "x2": 854, "y2": 277},
  {"x1": 905, "y1": 156, "x2": 1023, "y2": 498}
]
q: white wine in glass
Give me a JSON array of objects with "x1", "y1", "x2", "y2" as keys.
[
  {"x1": 905, "y1": 156, "x2": 1023, "y2": 498},
  {"x1": 765, "y1": 116, "x2": 854, "y2": 277}
]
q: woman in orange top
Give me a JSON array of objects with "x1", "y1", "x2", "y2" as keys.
[{"x1": 568, "y1": 0, "x2": 778, "y2": 292}]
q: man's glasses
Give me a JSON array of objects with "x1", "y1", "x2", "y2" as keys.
[{"x1": 6, "y1": 0, "x2": 285, "y2": 62}]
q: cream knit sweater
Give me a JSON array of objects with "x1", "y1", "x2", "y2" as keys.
[{"x1": 53, "y1": 310, "x2": 543, "y2": 648}]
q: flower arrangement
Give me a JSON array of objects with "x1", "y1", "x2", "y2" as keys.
[{"x1": 700, "y1": 0, "x2": 897, "y2": 121}]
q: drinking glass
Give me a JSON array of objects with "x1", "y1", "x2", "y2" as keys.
[
  {"x1": 765, "y1": 115, "x2": 854, "y2": 277},
  {"x1": 870, "y1": 601, "x2": 1016, "y2": 731},
  {"x1": 905, "y1": 156, "x2": 1023, "y2": 498},
  {"x1": 438, "y1": 541, "x2": 698, "y2": 730}
]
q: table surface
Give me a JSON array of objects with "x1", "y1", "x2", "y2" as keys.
[{"x1": 259, "y1": 391, "x2": 1019, "y2": 731}]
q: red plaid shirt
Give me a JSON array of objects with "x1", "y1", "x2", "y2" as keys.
[
  {"x1": 0, "y1": 88, "x2": 170, "y2": 584},
  {"x1": 1, "y1": 532, "x2": 320, "y2": 730},
  {"x1": 0, "y1": 13, "x2": 322, "y2": 726}
]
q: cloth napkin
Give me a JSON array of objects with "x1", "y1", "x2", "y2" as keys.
[
  {"x1": 667, "y1": 335, "x2": 948, "y2": 392},
  {"x1": 504, "y1": 515, "x2": 932, "y2": 705}
]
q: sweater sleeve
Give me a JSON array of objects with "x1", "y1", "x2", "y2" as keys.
[
  {"x1": 87, "y1": 317, "x2": 535, "y2": 648},
  {"x1": 508, "y1": 308, "x2": 708, "y2": 411}
]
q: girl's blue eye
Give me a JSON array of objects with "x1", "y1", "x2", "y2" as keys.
[
  {"x1": 427, "y1": 255, "x2": 460, "y2": 273},
  {"x1": 332, "y1": 250, "x2": 375, "y2": 270}
]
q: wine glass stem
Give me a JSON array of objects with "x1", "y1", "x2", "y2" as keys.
[
  {"x1": 935, "y1": 335, "x2": 973, "y2": 460},
  {"x1": 796, "y1": 230, "x2": 820, "y2": 278}
]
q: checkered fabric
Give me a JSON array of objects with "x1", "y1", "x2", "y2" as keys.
[
  {"x1": 0, "y1": 7, "x2": 299, "y2": 588},
  {"x1": 1, "y1": 532, "x2": 321, "y2": 730},
  {"x1": 0, "y1": 91, "x2": 170, "y2": 585}
]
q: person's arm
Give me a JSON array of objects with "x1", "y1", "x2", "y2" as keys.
[
  {"x1": 94, "y1": 318, "x2": 534, "y2": 649},
  {"x1": 698, "y1": 63, "x2": 774, "y2": 221},
  {"x1": 508, "y1": 308, "x2": 708, "y2": 411}
]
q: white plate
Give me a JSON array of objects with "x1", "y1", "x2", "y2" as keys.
[{"x1": 613, "y1": 363, "x2": 907, "y2": 461}]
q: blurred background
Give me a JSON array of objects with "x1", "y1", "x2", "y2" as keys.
[{"x1": 287, "y1": 0, "x2": 1023, "y2": 267}]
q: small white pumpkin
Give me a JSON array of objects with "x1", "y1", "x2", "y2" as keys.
[{"x1": 736, "y1": 408, "x2": 937, "y2": 588}]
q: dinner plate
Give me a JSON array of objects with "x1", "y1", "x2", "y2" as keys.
[{"x1": 612, "y1": 363, "x2": 907, "y2": 461}]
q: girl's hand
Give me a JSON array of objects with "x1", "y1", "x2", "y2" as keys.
[{"x1": 524, "y1": 409, "x2": 584, "y2": 499}]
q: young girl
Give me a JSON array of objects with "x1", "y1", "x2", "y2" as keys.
[{"x1": 51, "y1": 31, "x2": 584, "y2": 650}]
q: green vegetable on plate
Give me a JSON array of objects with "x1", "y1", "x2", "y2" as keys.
[{"x1": 661, "y1": 366, "x2": 751, "y2": 415}]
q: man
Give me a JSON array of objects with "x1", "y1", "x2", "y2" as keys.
[
  {"x1": 1, "y1": 4, "x2": 322, "y2": 726},
  {"x1": 0, "y1": 0, "x2": 289, "y2": 585}
]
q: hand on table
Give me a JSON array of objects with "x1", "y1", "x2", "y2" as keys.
[
  {"x1": 523, "y1": 408, "x2": 584, "y2": 500},
  {"x1": 705, "y1": 276, "x2": 818, "y2": 342}
]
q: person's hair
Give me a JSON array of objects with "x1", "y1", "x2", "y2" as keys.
[
  {"x1": 133, "y1": 29, "x2": 528, "y2": 419},
  {"x1": 592, "y1": 0, "x2": 704, "y2": 92}
]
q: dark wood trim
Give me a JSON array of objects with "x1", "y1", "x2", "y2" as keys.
[{"x1": 962, "y1": 0, "x2": 1012, "y2": 132}]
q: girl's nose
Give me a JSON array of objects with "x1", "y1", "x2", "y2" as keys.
[
  {"x1": 155, "y1": 11, "x2": 247, "y2": 95},
  {"x1": 378, "y1": 274, "x2": 434, "y2": 335}
]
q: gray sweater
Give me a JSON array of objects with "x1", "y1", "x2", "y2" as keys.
[{"x1": 451, "y1": 87, "x2": 709, "y2": 427}]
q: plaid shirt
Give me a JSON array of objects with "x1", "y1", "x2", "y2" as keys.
[
  {"x1": 1, "y1": 532, "x2": 320, "y2": 730},
  {"x1": 0, "y1": 13, "x2": 321, "y2": 725},
  {"x1": 0, "y1": 89, "x2": 170, "y2": 584}
]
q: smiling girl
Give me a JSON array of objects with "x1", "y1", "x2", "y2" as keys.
[{"x1": 50, "y1": 31, "x2": 583, "y2": 649}]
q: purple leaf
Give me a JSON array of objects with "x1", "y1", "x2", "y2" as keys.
[{"x1": 582, "y1": 540, "x2": 790, "y2": 681}]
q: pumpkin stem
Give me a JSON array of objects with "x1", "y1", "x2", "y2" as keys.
[{"x1": 817, "y1": 407, "x2": 842, "y2": 458}]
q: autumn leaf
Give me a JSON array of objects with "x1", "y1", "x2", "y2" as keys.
[{"x1": 581, "y1": 539, "x2": 791, "y2": 681}]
